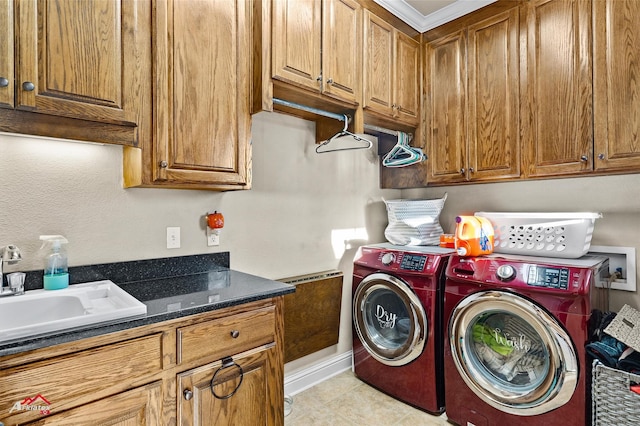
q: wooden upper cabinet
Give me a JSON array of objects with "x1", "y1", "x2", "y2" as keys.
[
  {"x1": 0, "y1": 0, "x2": 13, "y2": 109},
  {"x1": 426, "y1": 6, "x2": 520, "y2": 185},
  {"x1": 363, "y1": 11, "x2": 419, "y2": 126},
  {"x1": 124, "y1": 0, "x2": 252, "y2": 190},
  {"x1": 521, "y1": 0, "x2": 593, "y2": 177},
  {"x1": 272, "y1": 0, "x2": 322, "y2": 93},
  {"x1": 271, "y1": 0, "x2": 361, "y2": 104},
  {"x1": 467, "y1": 7, "x2": 520, "y2": 181},
  {"x1": 395, "y1": 32, "x2": 420, "y2": 125},
  {"x1": 425, "y1": 29, "x2": 467, "y2": 184},
  {"x1": 14, "y1": 0, "x2": 150, "y2": 127},
  {"x1": 363, "y1": 11, "x2": 394, "y2": 117},
  {"x1": 593, "y1": 0, "x2": 640, "y2": 171},
  {"x1": 322, "y1": 0, "x2": 361, "y2": 103}
]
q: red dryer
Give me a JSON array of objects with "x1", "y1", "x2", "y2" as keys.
[
  {"x1": 443, "y1": 254, "x2": 609, "y2": 426},
  {"x1": 352, "y1": 243, "x2": 454, "y2": 414}
]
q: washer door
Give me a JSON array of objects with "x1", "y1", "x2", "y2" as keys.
[
  {"x1": 449, "y1": 290, "x2": 577, "y2": 416},
  {"x1": 353, "y1": 273, "x2": 427, "y2": 366}
]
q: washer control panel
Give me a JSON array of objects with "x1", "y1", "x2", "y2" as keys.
[
  {"x1": 355, "y1": 245, "x2": 455, "y2": 275},
  {"x1": 526, "y1": 266, "x2": 570, "y2": 289},
  {"x1": 400, "y1": 254, "x2": 427, "y2": 272}
]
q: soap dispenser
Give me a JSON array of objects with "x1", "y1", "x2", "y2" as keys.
[{"x1": 40, "y1": 235, "x2": 69, "y2": 290}]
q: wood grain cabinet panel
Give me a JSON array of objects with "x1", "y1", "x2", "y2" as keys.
[
  {"x1": 521, "y1": 0, "x2": 592, "y2": 177},
  {"x1": 363, "y1": 11, "x2": 420, "y2": 127},
  {"x1": 23, "y1": 382, "x2": 162, "y2": 426},
  {"x1": 0, "y1": 0, "x2": 13, "y2": 109},
  {"x1": 0, "y1": 0, "x2": 151, "y2": 146},
  {"x1": 0, "y1": 334, "x2": 162, "y2": 425},
  {"x1": 593, "y1": 0, "x2": 640, "y2": 171},
  {"x1": 177, "y1": 348, "x2": 275, "y2": 426},
  {"x1": 123, "y1": 0, "x2": 252, "y2": 190},
  {"x1": 271, "y1": 0, "x2": 361, "y2": 104},
  {"x1": 426, "y1": 7, "x2": 520, "y2": 185},
  {"x1": 177, "y1": 307, "x2": 275, "y2": 366}
]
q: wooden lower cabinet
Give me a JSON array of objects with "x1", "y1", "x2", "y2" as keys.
[
  {"x1": 0, "y1": 298, "x2": 284, "y2": 426},
  {"x1": 178, "y1": 347, "x2": 275, "y2": 425},
  {"x1": 24, "y1": 382, "x2": 162, "y2": 426}
]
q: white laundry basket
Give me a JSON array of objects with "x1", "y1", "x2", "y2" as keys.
[
  {"x1": 384, "y1": 194, "x2": 447, "y2": 246},
  {"x1": 474, "y1": 212, "x2": 601, "y2": 258}
]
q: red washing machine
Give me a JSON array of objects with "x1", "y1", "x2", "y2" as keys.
[
  {"x1": 443, "y1": 254, "x2": 609, "y2": 426},
  {"x1": 352, "y1": 243, "x2": 455, "y2": 414}
]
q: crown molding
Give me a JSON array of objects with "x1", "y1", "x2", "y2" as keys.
[{"x1": 373, "y1": 0, "x2": 497, "y2": 32}]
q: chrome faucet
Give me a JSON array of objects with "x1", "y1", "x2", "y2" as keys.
[{"x1": 1, "y1": 245, "x2": 23, "y2": 296}]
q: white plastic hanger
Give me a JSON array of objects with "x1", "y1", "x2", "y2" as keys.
[{"x1": 316, "y1": 114, "x2": 373, "y2": 153}]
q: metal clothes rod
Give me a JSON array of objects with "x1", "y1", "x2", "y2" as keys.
[
  {"x1": 272, "y1": 98, "x2": 347, "y2": 122},
  {"x1": 363, "y1": 123, "x2": 402, "y2": 137}
]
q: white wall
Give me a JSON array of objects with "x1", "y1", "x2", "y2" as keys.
[
  {"x1": 403, "y1": 174, "x2": 640, "y2": 311},
  {"x1": 0, "y1": 111, "x2": 401, "y2": 374}
]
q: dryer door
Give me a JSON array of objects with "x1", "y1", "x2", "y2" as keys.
[
  {"x1": 353, "y1": 273, "x2": 427, "y2": 366},
  {"x1": 449, "y1": 290, "x2": 577, "y2": 416}
]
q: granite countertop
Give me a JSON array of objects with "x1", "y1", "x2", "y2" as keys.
[{"x1": 0, "y1": 253, "x2": 294, "y2": 357}]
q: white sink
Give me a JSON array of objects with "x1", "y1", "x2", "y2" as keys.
[{"x1": 0, "y1": 280, "x2": 147, "y2": 343}]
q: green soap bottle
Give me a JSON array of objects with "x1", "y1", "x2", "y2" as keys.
[{"x1": 40, "y1": 235, "x2": 69, "y2": 290}]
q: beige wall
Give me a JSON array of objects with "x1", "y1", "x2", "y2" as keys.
[
  {"x1": 3, "y1": 111, "x2": 638, "y2": 375},
  {"x1": 0, "y1": 111, "x2": 400, "y2": 374},
  {"x1": 403, "y1": 174, "x2": 640, "y2": 311}
]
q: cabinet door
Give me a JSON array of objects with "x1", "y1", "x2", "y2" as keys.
[
  {"x1": 15, "y1": 0, "x2": 150, "y2": 127},
  {"x1": 272, "y1": 0, "x2": 322, "y2": 93},
  {"x1": 24, "y1": 382, "x2": 162, "y2": 426},
  {"x1": 0, "y1": 0, "x2": 13, "y2": 109},
  {"x1": 521, "y1": 0, "x2": 592, "y2": 177},
  {"x1": 425, "y1": 30, "x2": 468, "y2": 184},
  {"x1": 467, "y1": 7, "x2": 520, "y2": 181},
  {"x1": 363, "y1": 10, "x2": 394, "y2": 117},
  {"x1": 154, "y1": 0, "x2": 251, "y2": 188},
  {"x1": 322, "y1": 0, "x2": 361, "y2": 103},
  {"x1": 395, "y1": 32, "x2": 420, "y2": 126},
  {"x1": 178, "y1": 348, "x2": 279, "y2": 426},
  {"x1": 593, "y1": 0, "x2": 640, "y2": 171}
]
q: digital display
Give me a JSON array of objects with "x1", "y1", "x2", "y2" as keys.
[
  {"x1": 527, "y1": 266, "x2": 569, "y2": 289},
  {"x1": 400, "y1": 254, "x2": 427, "y2": 272}
]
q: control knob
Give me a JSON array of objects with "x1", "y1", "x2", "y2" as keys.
[
  {"x1": 381, "y1": 253, "x2": 395, "y2": 266},
  {"x1": 496, "y1": 265, "x2": 516, "y2": 281}
]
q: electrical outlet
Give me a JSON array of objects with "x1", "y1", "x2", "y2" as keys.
[
  {"x1": 167, "y1": 227, "x2": 181, "y2": 249},
  {"x1": 207, "y1": 228, "x2": 220, "y2": 246}
]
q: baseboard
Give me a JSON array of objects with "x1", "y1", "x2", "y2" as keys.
[{"x1": 284, "y1": 350, "x2": 353, "y2": 396}]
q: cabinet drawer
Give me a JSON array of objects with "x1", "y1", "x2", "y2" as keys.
[
  {"x1": 0, "y1": 333, "x2": 162, "y2": 423},
  {"x1": 177, "y1": 306, "x2": 275, "y2": 365}
]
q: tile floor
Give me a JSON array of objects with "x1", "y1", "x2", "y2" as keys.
[{"x1": 284, "y1": 370, "x2": 450, "y2": 426}]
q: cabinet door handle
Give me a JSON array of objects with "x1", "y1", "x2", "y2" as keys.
[
  {"x1": 210, "y1": 356, "x2": 244, "y2": 400},
  {"x1": 22, "y1": 81, "x2": 35, "y2": 91},
  {"x1": 469, "y1": 167, "x2": 475, "y2": 173},
  {"x1": 183, "y1": 389, "x2": 193, "y2": 401},
  {"x1": 159, "y1": 160, "x2": 168, "y2": 168},
  {"x1": 316, "y1": 75, "x2": 322, "y2": 82},
  {"x1": 0, "y1": 77, "x2": 8, "y2": 88},
  {"x1": 230, "y1": 330, "x2": 240, "y2": 338},
  {"x1": 460, "y1": 168, "x2": 466, "y2": 175},
  {"x1": 580, "y1": 155, "x2": 589, "y2": 162},
  {"x1": 598, "y1": 153, "x2": 605, "y2": 160},
  {"x1": 326, "y1": 78, "x2": 333, "y2": 84}
]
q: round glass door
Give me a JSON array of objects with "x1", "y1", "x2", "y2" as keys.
[
  {"x1": 353, "y1": 273, "x2": 427, "y2": 366},
  {"x1": 449, "y1": 290, "x2": 578, "y2": 416}
]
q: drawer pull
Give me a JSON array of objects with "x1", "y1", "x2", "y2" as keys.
[
  {"x1": 210, "y1": 356, "x2": 244, "y2": 400},
  {"x1": 230, "y1": 330, "x2": 240, "y2": 338}
]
